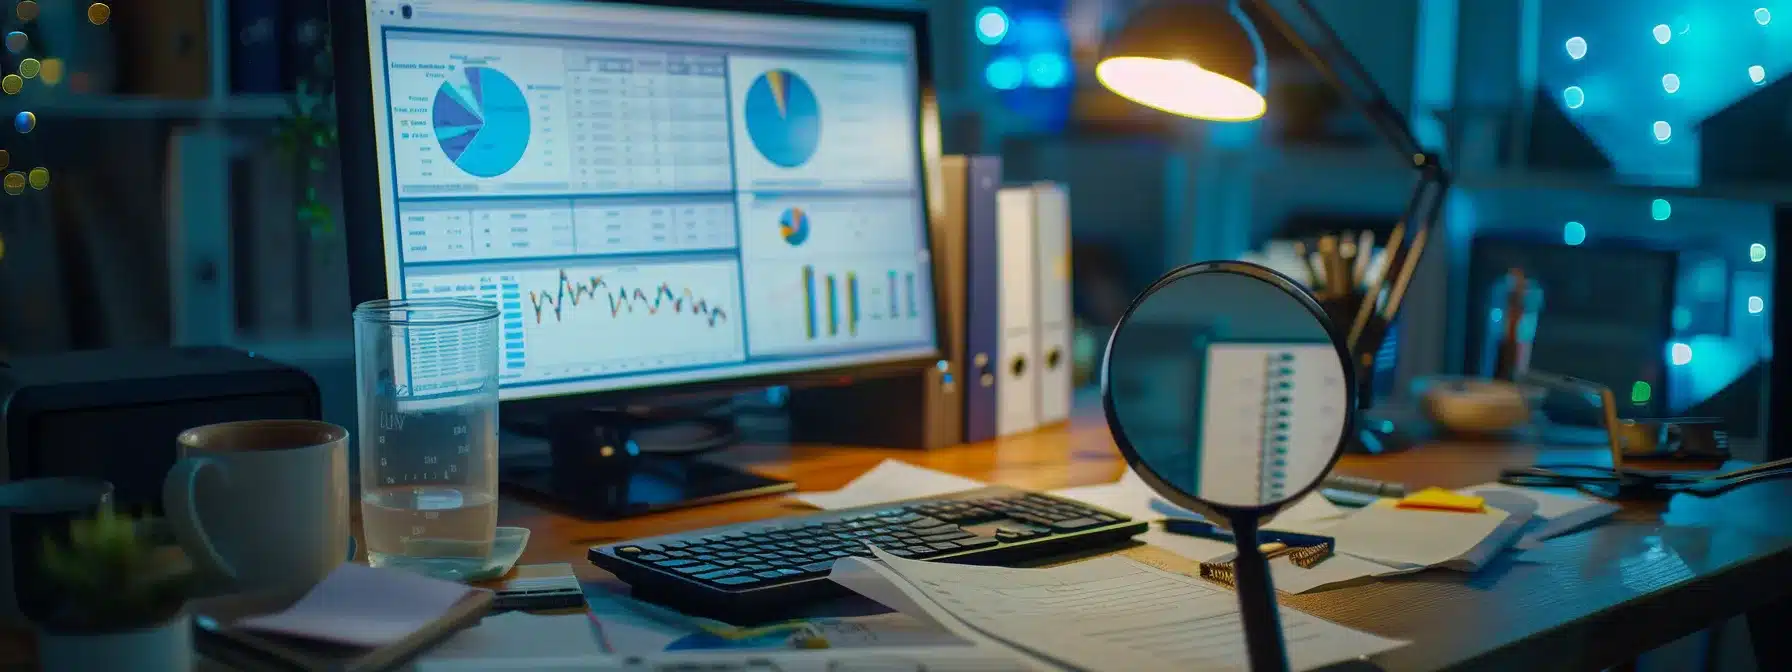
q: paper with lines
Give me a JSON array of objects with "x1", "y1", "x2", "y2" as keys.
[{"x1": 848, "y1": 549, "x2": 1403, "y2": 671}]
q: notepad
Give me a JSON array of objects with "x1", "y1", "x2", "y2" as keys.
[{"x1": 1395, "y1": 487, "x2": 1486, "y2": 513}]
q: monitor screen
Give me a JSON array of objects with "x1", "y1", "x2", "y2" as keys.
[{"x1": 356, "y1": 0, "x2": 938, "y2": 401}]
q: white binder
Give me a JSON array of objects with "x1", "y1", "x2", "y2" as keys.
[
  {"x1": 994, "y1": 186, "x2": 1040, "y2": 436},
  {"x1": 1030, "y1": 183, "x2": 1073, "y2": 426}
]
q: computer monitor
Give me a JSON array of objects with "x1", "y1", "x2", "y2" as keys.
[{"x1": 334, "y1": 0, "x2": 940, "y2": 405}]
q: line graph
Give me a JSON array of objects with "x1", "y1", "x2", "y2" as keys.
[
  {"x1": 527, "y1": 269, "x2": 728, "y2": 327},
  {"x1": 512, "y1": 261, "x2": 744, "y2": 379}
]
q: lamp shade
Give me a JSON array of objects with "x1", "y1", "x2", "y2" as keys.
[{"x1": 1096, "y1": 0, "x2": 1267, "y2": 121}]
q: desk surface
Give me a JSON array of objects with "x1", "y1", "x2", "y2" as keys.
[{"x1": 504, "y1": 416, "x2": 1792, "y2": 672}]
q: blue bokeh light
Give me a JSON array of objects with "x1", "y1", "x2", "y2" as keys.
[
  {"x1": 1652, "y1": 120, "x2": 1672, "y2": 143},
  {"x1": 1563, "y1": 221, "x2": 1586, "y2": 246},
  {"x1": 985, "y1": 56, "x2": 1024, "y2": 90},
  {"x1": 1669, "y1": 342, "x2": 1693, "y2": 366},
  {"x1": 975, "y1": 7, "x2": 1010, "y2": 45},
  {"x1": 1751, "y1": 243, "x2": 1768, "y2": 263},
  {"x1": 1750, "y1": 296, "x2": 1766, "y2": 315},
  {"x1": 1565, "y1": 36, "x2": 1588, "y2": 60},
  {"x1": 1757, "y1": 8, "x2": 1772, "y2": 26},
  {"x1": 1652, "y1": 198, "x2": 1672, "y2": 220},
  {"x1": 1026, "y1": 52, "x2": 1069, "y2": 88},
  {"x1": 1750, "y1": 65, "x2": 1767, "y2": 85},
  {"x1": 1563, "y1": 86, "x2": 1585, "y2": 109},
  {"x1": 1653, "y1": 24, "x2": 1672, "y2": 44}
]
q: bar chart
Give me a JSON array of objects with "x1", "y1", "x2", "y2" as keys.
[{"x1": 795, "y1": 264, "x2": 926, "y2": 340}]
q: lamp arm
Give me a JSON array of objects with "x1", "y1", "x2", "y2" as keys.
[
  {"x1": 1242, "y1": 0, "x2": 1438, "y2": 170},
  {"x1": 1239, "y1": 0, "x2": 1453, "y2": 401}
]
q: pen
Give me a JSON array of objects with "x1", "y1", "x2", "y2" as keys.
[
  {"x1": 1321, "y1": 474, "x2": 1407, "y2": 498},
  {"x1": 1161, "y1": 519, "x2": 1336, "y2": 552},
  {"x1": 1353, "y1": 230, "x2": 1374, "y2": 286},
  {"x1": 1293, "y1": 240, "x2": 1322, "y2": 290}
]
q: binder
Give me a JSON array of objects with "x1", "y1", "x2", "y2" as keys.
[
  {"x1": 1028, "y1": 183, "x2": 1074, "y2": 426},
  {"x1": 992, "y1": 186, "x2": 1040, "y2": 437},
  {"x1": 943, "y1": 156, "x2": 1004, "y2": 443}
]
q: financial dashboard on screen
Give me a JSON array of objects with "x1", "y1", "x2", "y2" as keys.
[{"x1": 360, "y1": 0, "x2": 937, "y2": 400}]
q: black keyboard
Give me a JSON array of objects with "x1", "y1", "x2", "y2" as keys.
[{"x1": 589, "y1": 486, "x2": 1147, "y2": 622}]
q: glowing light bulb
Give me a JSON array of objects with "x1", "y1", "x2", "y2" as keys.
[
  {"x1": 1562, "y1": 221, "x2": 1586, "y2": 246},
  {"x1": 1751, "y1": 243, "x2": 1767, "y2": 262},
  {"x1": 1652, "y1": 198, "x2": 1672, "y2": 220},
  {"x1": 1750, "y1": 65, "x2": 1767, "y2": 84},
  {"x1": 1662, "y1": 73, "x2": 1680, "y2": 93},
  {"x1": 1757, "y1": 8, "x2": 1772, "y2": 25},
  {"x1": 975, "y1": 7, "x2": 1010, "y2": 45},
  {"x1": 1565, "y1": 36, "x2": 1588, "y2": 60},
  {"x1": 1652, "y1": 121, "x2": 1672, "y2": 143},
  {"x1": 1563, "y1": 86, "x2": 1585, "y2": 109},
  {"x1": 1653, "y1": 24, "x2": 1672, "y2": 44}
]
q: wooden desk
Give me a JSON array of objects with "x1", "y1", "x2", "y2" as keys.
[{"x1": 504, "y1": 416, "x2": 1792, "y2": 672}]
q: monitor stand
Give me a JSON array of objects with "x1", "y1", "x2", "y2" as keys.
[{"x1": 499, "y1": 407, "x2": 793, "y2": 520}]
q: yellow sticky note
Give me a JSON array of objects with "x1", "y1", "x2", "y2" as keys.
[{"x1": 1395, "y1": 487, "x2": 1486, "y2": 513}]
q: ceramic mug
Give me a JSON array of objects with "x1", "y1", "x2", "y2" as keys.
[{"x1": 163, "y1": 420, "x2": 350, "y2": 594}]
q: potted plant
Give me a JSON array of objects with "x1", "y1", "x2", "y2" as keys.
[{"x1": 33, "y1": 506, "x2": 197, "y2": 672}]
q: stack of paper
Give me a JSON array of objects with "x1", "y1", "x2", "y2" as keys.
[
  {"x1": 793, "y1": 460, "x2": 986, "y2": 510},
  {"x1": 1464, "y1": 482, "x2": 1620, "y2": 548},
  {"x1": 832, "y1": 549, "x2": 1405, "y2": 671}
]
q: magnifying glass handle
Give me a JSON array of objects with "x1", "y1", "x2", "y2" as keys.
[{"x1": 1230, "y1": 517, "x2": 1292, "y2": 672}]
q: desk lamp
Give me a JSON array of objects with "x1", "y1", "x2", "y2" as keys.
[{"x1": 1097, "y1": 0, "x2": 1451, "y2": 450}]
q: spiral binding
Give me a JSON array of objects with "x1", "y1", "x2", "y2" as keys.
[
  {"x1": 1260, "y1": 351, "x2": 1297, "y2": 502},
  {"x1": 1198, "y1": 543, "x2": 1333, "y2": 588}
]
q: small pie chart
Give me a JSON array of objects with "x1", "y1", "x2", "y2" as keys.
[
  {"x1": 432, "y1": 66, "x2": 532, "y2": 178},
  {"x1": 779, "y1": 208, "x2": 810, "y2": 246},
  {"x1": 744, "y1": 69, "x2": 821, "y2": 168}
]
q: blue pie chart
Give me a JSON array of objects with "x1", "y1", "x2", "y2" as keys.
[
  {"x1": 744, "y1": 69, "x2": 821, "y2": 168},
  {"x1": 432, "y1": 66, "x2": 531, "y2": 178}
]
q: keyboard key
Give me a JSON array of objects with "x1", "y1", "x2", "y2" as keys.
[
  {"x1": 921, "y1": 530, "x2": 974, "y2": 542},
  {"x1": 715, "y1": 575, "x2": 761, "y2": 586},
  {"x1": 955, "y1": 537, "x2": 999, "y2": 550},
  {"x1": 1049, "y1": 517, "x2": 1103, "y2": 532},
  {"x1": 754, "y1": 569, "x2": 789, "y2": 579},
  {"x1": 799, "y1": 560, "x2": 836, "y2": 573},
  {"x1": 674, "y1": 564, "x2": 720, "y2": 575},
  {"x1": 695, "y1": 568, "x2": 744, "y2": 580},
  {"x1": 928, "y1": 542, "x2": 959, "y2": 551},
  {"x1": 638, "y1": 554, "x2": 667, "y2": 562},
  {"x1": 906, "y1": 517, "x2": 947, "y2": 529},
  {"x1": 911, "y1": 525, "x2": 958, "y2": 536},
  {"x1": 654, "y1": 558, "x2": 696, "y2": 568},
  {"x1": 886, "y1": 548, "x2": 916, "y2": 557}
]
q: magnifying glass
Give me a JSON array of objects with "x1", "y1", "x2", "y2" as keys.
[{"x1": 1101, "y1": 260, "x2": 1356, "y2": 672}]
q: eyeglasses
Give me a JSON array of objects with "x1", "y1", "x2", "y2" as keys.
[{"x1": 1499, "y1": 457, "x2": 1792, "y2": 500}]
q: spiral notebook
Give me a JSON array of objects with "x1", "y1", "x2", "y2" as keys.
[{"x1": 1197, "y1": 343, "x2": 1349, "y2": 505}]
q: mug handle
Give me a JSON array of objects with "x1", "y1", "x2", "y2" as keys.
[{"x1": 162, "y1": 457, "x2": 239, "y2": 582}]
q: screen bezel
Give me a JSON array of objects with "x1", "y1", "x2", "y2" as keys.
[{"x1": 332, "y1": 0, "x2": 944, "y2": 407}]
